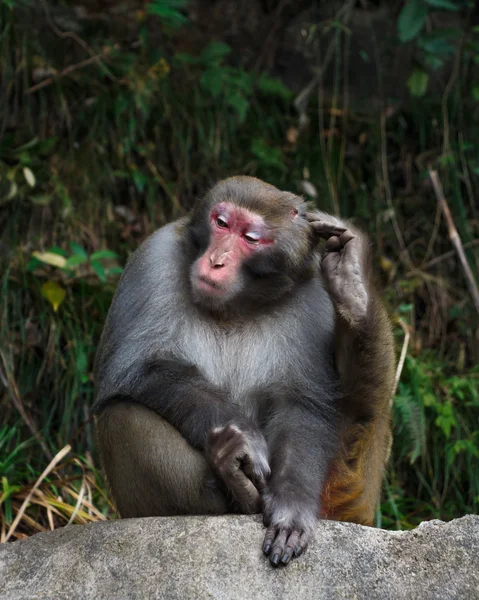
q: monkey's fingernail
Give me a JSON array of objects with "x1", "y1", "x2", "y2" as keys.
[
  {"x1": 263, "y1": 543, "x2": 271, "y2": 555},
  {"x1": 271, "y1": 553, "x2": 281, "y2": 567},
  {"x1": 281, "y1": 551, "x2": 292, "y2": 564}
]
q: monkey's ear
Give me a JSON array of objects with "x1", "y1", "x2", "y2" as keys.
[{"x1": 305, "y1": 212, "x2": 347, "y2": 241}]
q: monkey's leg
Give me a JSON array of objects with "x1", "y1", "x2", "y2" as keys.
[
  {"x1": 95, "y1": 402, "x2": 228, "y2": 518},
  {"x1": 308, "y1": 214, "x2": 396, "y2": 525}
]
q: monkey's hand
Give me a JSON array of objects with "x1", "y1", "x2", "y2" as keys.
[
  {"x1": 207, "y1": 423, "x2": 270, "y2": 514},
  {"x1": 307, "y1": 213, "x2": 369, "y2": 327},
  {"x1": 261, "y1": 490, "x2": 316, "y2": 567}
]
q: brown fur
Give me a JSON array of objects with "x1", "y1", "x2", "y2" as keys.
[{"x1": 323, "y1": 266, "x2": 395, "y2": 525}]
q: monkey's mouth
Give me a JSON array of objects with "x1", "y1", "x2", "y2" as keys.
[{"x1": 195, "y1": 275, "x2": 225, "y2": 295}]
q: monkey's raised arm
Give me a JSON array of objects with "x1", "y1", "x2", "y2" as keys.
[
  {"x1": 307, "y1": 211, "x2": 395, "y2": 420},
  {"x1": 308, "y1": 212, "x2": 395, "y2": 524}
]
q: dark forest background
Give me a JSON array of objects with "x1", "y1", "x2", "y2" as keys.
[{"x1": 0, "y1": 0, "x2": 478, "y2": 541}]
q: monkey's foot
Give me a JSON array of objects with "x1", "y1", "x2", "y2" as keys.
[
  {"x1": 261, "y1": 493, "x2": 315, "y2": 567},
  {"x1": 307, "y1": 214, "x2": 369, "y2": 327}
]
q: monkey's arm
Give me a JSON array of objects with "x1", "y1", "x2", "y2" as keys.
[
  {"x1": 95, "y1": 358, "x2": 270, "y2": 512},
  {"x1": 308, "y1": 212, "x2": 395, "y2": 525},
  {"x1": 97, "y1": 358, "x2": 244, "y2": 448},
  {"x1": 307, "y1": 212, "x2": 395, "y2": 420},
  {"x1": 261, "y1": 402, "x2": 337, "y2": 567}
]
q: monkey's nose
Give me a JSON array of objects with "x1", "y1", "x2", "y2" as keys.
[{"x1": 209, "y1": 251, "x2": 230, "y2": 269}]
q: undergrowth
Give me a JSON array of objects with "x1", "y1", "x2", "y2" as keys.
[{"x1": 0, "y1": 0, "x2": 478, "y2": 539}]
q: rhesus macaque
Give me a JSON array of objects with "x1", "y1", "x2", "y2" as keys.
[{"x1": 94, "y1": 176, "x2": 395, "y2": 567}]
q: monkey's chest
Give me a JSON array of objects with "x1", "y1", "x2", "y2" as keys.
[{"x1": 181, "y1": 317, "x2": 322, "y2": 405}]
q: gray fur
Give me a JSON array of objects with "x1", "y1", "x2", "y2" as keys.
[{"x1": 95, "y1": 220, "x2": 336, "y2": 419}]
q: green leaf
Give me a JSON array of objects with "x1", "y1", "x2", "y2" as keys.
[
  {"x1": 48, "y1": 246, "x2": 68, "y2": 257},
  {"x1": 472, "y1": 85, "x2": 479, "y2": 102},
  {"x1": 359, "y1": 50, "x2": 370, "y2": 63},
  {"x1": 256, "y1": 74, "x2": 292, "y2": 99},
  {"x1": 201, "y1": 69, "x2": 224, "y2": 97},
  {"x1": 407, "y1": 69, "x2": 429, "y2": 96},
  {"x1": 70, "y1": 242, "x2": 88, "y2": 258},
  {"x1": 64, "y1": 255, "x2": 88, "y2": 269},
  {"x1": 251, "y1": 139, "x2": 286, "y2": 171},
  {"x1": 146, "y1": 0, "x2": 188, "y2": 28},
  {"x1": 41, "y1": 281, "x2": 66, "y2": 312},
  {"x1": 418, "y1": 33, "x2": 456, "y2": 56},
  {"x1": 200, "y1": 42, "x2": 231, "y2": 65},
  {"x1": 423, "y1": 53, "x2": 444, "y2": 69},
  {"x1": 227, "y1": 92, "x2": 249, "y2": 122},
  {"x1": 90, "y1": 250, "x2": 119, "y2": 261},
  {"x1": 425, "y1": 0, "x2": 459, "y2": 10},
  {"x1": 26, "y1": 258, "x2": 42, "y2": 272},
  {"x1": 132, "y1": 170, "x2": 148, "y2": 193},
  {"x1": 398, "y1": 1, "x2": 428, "y2": 42},
  {"x1": 450, "y1": 440, "x2": 479, "y2": 459},
  {"x1": 37, "y1": 136, "x2": 57, "y2": 156},
  {"x1": 173, "y1": 52, "x2": 200, "y2": 65},
  {"x1": 435, "y1": 401, "x2": 456, "y2": 439},
  {"x1": 91, "y1": 260, "x2": 106, "y2": 282}
]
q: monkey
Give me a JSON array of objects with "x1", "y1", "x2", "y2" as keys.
[{"x1": 93, "y1": 176, "x2": 395, "y2": 567}]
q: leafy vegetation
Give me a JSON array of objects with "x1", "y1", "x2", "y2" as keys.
[{"x1": 0, "y1": 0, "x2": 478, "y2": 539}]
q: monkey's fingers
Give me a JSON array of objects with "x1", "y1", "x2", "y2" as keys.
[
  {"x1": 211, "y1": 434, "x2": 244, "y2": 469},
  {"x1": 324, "y1": 235, "x2": 342, "y2": 252},
  {"x1": 241, "y1": 455, "x2": 268, "y2": 492},
  {"x1": 306, "y1": 213, "x2": 347, "y2": 241},
  {"x1": 227, "y1": 469, "x2": 261, "y2": 513},
  {"x1": 208, "y1": 423, "x2": 241, "y2": 452},
  {"x1": 324, "y1": 230, "x2": 356, "y2": 252},
  {"x1": 310, "y1": 222, "x2": 348, "y2": 241}
]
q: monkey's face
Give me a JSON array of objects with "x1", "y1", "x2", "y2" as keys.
[
  {"x1": 190, "y1": 201, "x2": 273, "y2": 307},
  {"x1": 188, "y1": 180, "x2": 314, "y2": 313}
]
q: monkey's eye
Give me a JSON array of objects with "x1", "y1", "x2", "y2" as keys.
[
  {"x1": 244, "y1": 231, "x2": 261, "y2": 244},
  {"x1": 216, "y1": 216, "x2": 229, "y2": 228}
]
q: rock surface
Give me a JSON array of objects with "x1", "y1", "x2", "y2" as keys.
[{"x1": 1, "y1": 515, "x2": 478, "y2": 599}]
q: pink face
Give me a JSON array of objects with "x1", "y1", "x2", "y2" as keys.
[{"x1": 192, "y1": 202, "x2": 274, "y2": 298}]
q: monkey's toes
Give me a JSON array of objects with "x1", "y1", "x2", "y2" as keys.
[{"x1": 262, "y1": 525, "x2": 307, "y2": 567}]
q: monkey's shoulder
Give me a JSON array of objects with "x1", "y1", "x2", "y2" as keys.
[
  {"x1": 125, "y1": 219, "x2": 186, "y2": 279},
  {"x1": 102, "y1": 221, "x2": 187, "y2": 337},
  {"x1": 119, "y1": 220, "x2": 186, "y2": 291}
]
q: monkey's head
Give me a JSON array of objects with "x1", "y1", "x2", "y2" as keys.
[{"x1": 185, "y1": 176, "x2": 316, "y2": 313}]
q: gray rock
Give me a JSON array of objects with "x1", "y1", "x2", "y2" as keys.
[{"x1": 1, "y1": 515, "x2": 478, "y2": 599}]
